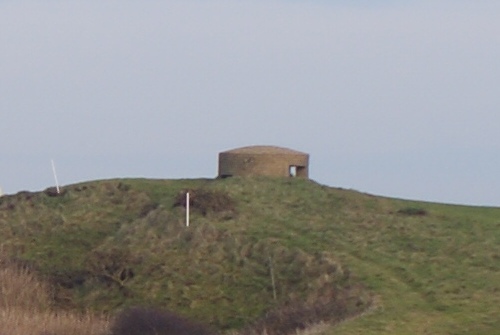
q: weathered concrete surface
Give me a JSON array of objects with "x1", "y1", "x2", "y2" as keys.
[{"x1": 218, "y1": 146, "x2": 309, "y2": 178}]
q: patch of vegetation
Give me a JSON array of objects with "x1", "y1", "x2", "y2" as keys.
[
  {"x1": 396, "y1": 207, "x2": 428, "y2": 216},
  {"x1": 242, "y1": 284, "x2": 370, "y2": 335},
  {"x1": 1, "y1": 177, "x2": 499, "y2": 335},
  {"x1": 110, "y1": 306, "x2": 215, "y2": 335},
  {"x1": 0, "y1": 257, "x2": 109, "y2": 335},
  {"x1": 173, "y1": 188, "x2": 236, "y2": 218},
  {"x1": 44, "y1": 187, "x2": 68, "y2": 197}
]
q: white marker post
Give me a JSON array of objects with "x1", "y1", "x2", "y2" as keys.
[
  {"x1": 51, "y1": 159, "x2": 60, "y2": 194},
  {"x1": 186, "y1": 192, "x2": 190, "y2": 227}
]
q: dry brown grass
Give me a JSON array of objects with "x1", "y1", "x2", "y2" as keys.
[
  {"x1": 0, "y1": 258, "x2": 109, "y2": 335},
  {"x1": 0, "y1": 308, "x2": 109, "y2": 335},
  {"x1": 0, "y1": 260, "x2": 51, "y2": 311}
]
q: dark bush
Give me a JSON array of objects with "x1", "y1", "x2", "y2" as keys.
[
  {"x1": 13, "y1": 190, "x2": 38, "y2": 201},
  {"x1": 397, "y1": 207, "x2": 428, "y2": 216},
  {"x1": 50, "y1": 269, "x2": 89, "y2": 289},
  {"x1": 85, "y1": 248, "x2": 136, "y2": 288},
  {"x1": 72, "y1": 185, "x2": 89, "y2": 192},
  {"x1": 242, "y1": 286, "x2": 371, "y2": 335},
  {"x1": 139, "y1": 202, "x2": 159, "y2": 217},
  {"x1": 110, "y1": 307, "x2": 215, "y2": 335},
  {"x1": 173, "y1": 188, "x2": 236, "y2": 217},
  {"x1": 117, "y1": 182, "x2": 131, "y2": 192},
  {"x1": 44, "y1": 187, "x2": 67, "y2": 197}
]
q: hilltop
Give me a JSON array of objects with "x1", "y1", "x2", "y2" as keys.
[{"x1": 0, "y1": 177, "x2": 499, "y2": 334}]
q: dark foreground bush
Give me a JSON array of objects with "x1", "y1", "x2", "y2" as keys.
[{"x1": 110, "y1": 307, "x2": 215, "y2": 335}]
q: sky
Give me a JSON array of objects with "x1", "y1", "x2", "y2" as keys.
[{"x1": 1, "y1": 0, "x2": 499, "y2": 206}]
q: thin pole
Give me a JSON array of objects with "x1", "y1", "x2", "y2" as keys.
[
  {"x1": 186, "y1": 192, "x2": 190, "y2": 227},
  {"x1": 269, "y1": 256, "x2": 277, "y2": 301},
  {"x1": 51, "y1": 159, "x2": 60, "y2": 194}
]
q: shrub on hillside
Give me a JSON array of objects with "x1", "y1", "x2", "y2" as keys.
[
  {"x1": 397, "y1": 207, "x2": 428, "y2": 216},
  {"x1": 173, "y1": 188, "x2": 236, "y2": 217},
  {"x1": 110, "y1": 307, "x2": 215, "y2": 335},
  {"x1": 241, "y1": 284, "x2": 371, "y2": 335},
  {"x1": 44, "y1": 187, "x2": 68, "y2": 197},
  {"x1": 85, "y1": 248, "x2": 136, "y2": 289}
]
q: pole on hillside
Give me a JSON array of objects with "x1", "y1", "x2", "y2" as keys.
[
  {"x1": 51, "y1": 159, "x2": 60, "y2": 194},
  {"x1": 268, "y1": 256, "x2": 277, "y2": 301},
  {"x1": 186, "y1": 192, "x2": 190, "y2": 227}
]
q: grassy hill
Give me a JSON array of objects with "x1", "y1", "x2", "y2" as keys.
[{"x1": 0, "y1": 177, "x2": 499, "y2": 334}]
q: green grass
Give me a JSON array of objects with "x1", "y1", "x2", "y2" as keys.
[{"x1": 1, "y1": 177, "x2": 499, "y2": 334}]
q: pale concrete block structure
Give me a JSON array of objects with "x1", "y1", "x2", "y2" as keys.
[{"x1": 218, "y1": 145, "x2": 309, "y2": 178}]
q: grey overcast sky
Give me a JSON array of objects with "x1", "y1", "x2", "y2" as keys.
[{"x1": 1, "y1": 0, "x2": 499, "y2": 206}]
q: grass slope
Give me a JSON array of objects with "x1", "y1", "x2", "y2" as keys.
[{"x1": 0, "y1": 177, "x2": 499, "y2": 334}]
